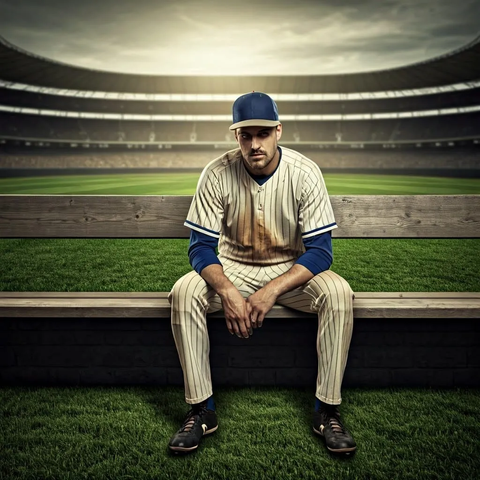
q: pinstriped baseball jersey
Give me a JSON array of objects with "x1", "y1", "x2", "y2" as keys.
[{"x1": 184, "y1": 146, "x2": 337, "y2": 266}]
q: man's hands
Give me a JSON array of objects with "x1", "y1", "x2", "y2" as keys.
[
  {"x1": 220, "y1": 285, "x2": 277, "y2": 338},
  {"x1": 239, "y1": 264, "x2": 315, "y2": 334},
  {"x1": 219, "y1": 286, "x2": 252, "y2": 339},
  {"x1": 219, "y1": 285, "x2": 277, "y2": 338},
  {"x1": 201, "y1": 263, "x2": 314, "y2": 339},
  {"x1": 200, "y1": 264, "x2": 253, "y2": 339},
  {"x1": 246, "y1": 286, "x2": 277, "y2": 329}
]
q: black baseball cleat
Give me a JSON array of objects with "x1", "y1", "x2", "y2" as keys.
[
  {"x1": 313, "y1": 404, "x2": 357, "y2": 454},
  {"x1": 168, "y1": 402, "x2": 218, "y2": 454}
]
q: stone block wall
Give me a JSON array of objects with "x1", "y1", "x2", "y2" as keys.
[{"x1": 1, "y1": 317, "x2": 479, "y2": 388}]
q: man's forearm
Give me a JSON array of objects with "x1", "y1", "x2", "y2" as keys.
[
  {"x1": 265, "y1": 263, "x2": 314, "y2": 297},
  {"x1": 246, "y1": 264, "x2": 315, "y2": 327},
  {"x1": 200, "y1": 263, "x2": 236, "y2": 296}
]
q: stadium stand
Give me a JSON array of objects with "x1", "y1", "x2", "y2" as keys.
[
  {"x1": 0, "y1": 148, "x2": 479, "y2": 174},
  {"x1": 1, "y1": 86, "x2": 479, "y2": 115},
  {"x1": 1, "y1": 34, "x2": 480, "y2": 162},
  {"x1": 2, "y1": 111, "x2": 479, "y2": 145}
]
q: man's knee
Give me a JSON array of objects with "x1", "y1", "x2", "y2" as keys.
[
  {"x1": 330, "y1": 275, "x2": 354, "y2": 301},
  {"x1": 308, "y1": 272, "x2": 354, "y2": 310},
  {"x1": 168, "y1": 271, "x2": 206, "y2": 309}
]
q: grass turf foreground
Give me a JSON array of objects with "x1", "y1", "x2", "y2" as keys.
[{"x1": 1, "y1": 386, "x2": 479, "y2": 480}]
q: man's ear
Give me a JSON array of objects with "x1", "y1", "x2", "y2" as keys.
[{"x1": 276, "y1": 124, "x2": 283, "y2": 141}]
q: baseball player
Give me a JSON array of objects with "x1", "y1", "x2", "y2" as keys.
[{"x1": 168, "y1": 92, "x2": 356, "y2": 455}]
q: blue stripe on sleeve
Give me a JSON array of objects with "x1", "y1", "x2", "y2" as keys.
[
  {"x1": 188, "y1": 230, "x2": 222, "y2": 274},
  {"x1": 302, "y1": 222, "x2": 337, "y2": 239},
  {"x1": 184, "y1": 220, "x2": 220, "y2": 238},
  {"x1": 295, "y1": 231, "x2": 333, "y2": 275}
]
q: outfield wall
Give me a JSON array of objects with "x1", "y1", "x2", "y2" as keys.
[{"x1": 1, "y1": 148, "x2": 480, "y2": 172}]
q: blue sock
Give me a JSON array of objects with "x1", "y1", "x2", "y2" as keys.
[
  {"x1": 315, "y1": 398, "x2": 324, "y2": 412},
  {"x1": 206, "y1": 395, "x2": 216, "y2": 411}
]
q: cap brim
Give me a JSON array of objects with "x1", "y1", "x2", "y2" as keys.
[{"x1": 229, "y1": 119, "x2": 281, "y2": 131}]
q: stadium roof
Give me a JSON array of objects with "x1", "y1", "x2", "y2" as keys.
[{"x1": 1, "y1": 34, "x2": 480, "y2": 94}]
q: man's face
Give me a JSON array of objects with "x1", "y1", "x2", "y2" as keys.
[{"x1": 235, "y1": 125, "x2": 282, "y2": 175}]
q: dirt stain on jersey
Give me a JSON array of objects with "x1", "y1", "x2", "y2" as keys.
[{"x1": 238, "y1": 205, "x2": 279, "y2": 262}]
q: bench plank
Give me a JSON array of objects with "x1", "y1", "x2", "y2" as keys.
[
  {"x1": 2, "y1": 292, "x2": 479, "y2": 299},
  {"x1": 1, "y1": 195, "x2": 479, "y2": 238},
  {"x1": 1, "y1": 292, "x2": 479, "y2": 318}
]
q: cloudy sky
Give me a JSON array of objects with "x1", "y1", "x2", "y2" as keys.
[{"x1": 0, "y1": 0, "x2": 479, "y2": 76}]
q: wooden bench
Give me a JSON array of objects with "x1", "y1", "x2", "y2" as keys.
[
  {"x1": 1, "y1": 194, "x2": 479, "y2": 388},
  {"x1": 1, "y1": 194, "x2": 479, "y2": 318}
]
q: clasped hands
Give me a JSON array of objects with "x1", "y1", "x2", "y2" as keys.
[{"x1": 220, "y1": 286, "x2": 277, "y2": 339}]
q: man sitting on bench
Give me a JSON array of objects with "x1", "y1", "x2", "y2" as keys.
[{"x1": 168, "y1": 92, "x2": 356, "y2": 455}]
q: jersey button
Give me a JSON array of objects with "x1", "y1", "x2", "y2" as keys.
[{"x1": 258, "y1": 204, "x2": 263, "y2": 210}]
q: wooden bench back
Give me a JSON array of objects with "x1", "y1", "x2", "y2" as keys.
[{"x1": 1, "y1": 195, "x2": 479, "y2": 238}]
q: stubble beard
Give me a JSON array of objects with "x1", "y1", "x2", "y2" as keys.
[{"x1": 244, "y1": 149, "x2": 275, "y2": 173}]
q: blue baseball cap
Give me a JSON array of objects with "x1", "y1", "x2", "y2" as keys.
[{"x1": 229, "y1": 92, "x2": 281, "y2": 130}]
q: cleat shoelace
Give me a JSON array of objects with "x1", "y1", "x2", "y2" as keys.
[
  {"x1": 179, "y1": 405, "x2": 208, "y2": 433},
  {"x1": 322, "y1": 408, "x2": 348, "y2": 436}
]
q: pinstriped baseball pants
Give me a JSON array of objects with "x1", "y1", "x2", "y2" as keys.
[{"x1": 169, "y1": 257, "x2": 354, "y2": 405}]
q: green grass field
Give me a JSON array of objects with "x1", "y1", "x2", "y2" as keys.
[
  {"x1": 1, "y1": 386, "x2": 479, "y2": 480},
  {"x1": 1, "y1": 173, "x2": 479, "y2": 292},
  {"x1": 1, "y1": 172, "x2": 480, "y2": 195}
]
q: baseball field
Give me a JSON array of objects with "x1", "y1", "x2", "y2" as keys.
[
  {"x1": 1, "y1": 173, "x2": 480, "y2": 480},
  {"x1": 1, "y1": 172, "x2": 480, "y2": 195}
]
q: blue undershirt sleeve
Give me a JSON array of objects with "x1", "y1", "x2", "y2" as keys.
[
  {"x1": 188, "y1": 230, "x2": 222, "y2": 274},
  {"x1": 295, "y1": 231, "x2": 333, "y2": 275}
]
